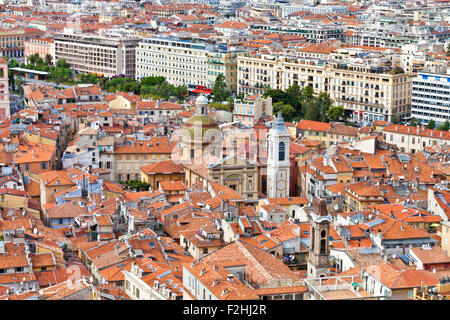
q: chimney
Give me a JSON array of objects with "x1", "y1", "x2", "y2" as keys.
[{"x1": 227, "y1": 274, "x2": 234, "y2": 282}]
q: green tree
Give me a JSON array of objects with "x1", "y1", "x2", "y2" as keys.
[
  {"x1": 141, "y1": 76, "x2": 165, "y2": 87},
  {"x1": 15, "y1": 76, "x2": 24, "y2": 96},
  {"x1": 426, "y1": 119, "x2": 436, "y2": 129},
  {"x1": 210, "y1": 102, "x2": 232, "y2": 112},
  {"x1": 28, "y1": 53, "x2": 39, "y2": 66},
  {"x1": 173, "y1": 85, "x2": 188, "y2": 101},
  {"x1": 284, "y1": 84, "x2": 303, "y2": 118},
  {"x1": 326, "y1": 105, "x2": 345, "y2": 122},
  {"x1": 35, "y1": 55, "x2": 44, "y2": 66},
  {"x1": 123, "y1": 80, "x2": 140, "y2": 94},
  {"x1": 304, "y1": 100, "x2": 320, "y2": 121},
  {"x1": 155, "y1": 81, "x2": 171, "y2": 100},
  {"x1": 437, "y1": 120, "x2": 450, "y2": 131},
  {"x1": 226, "y1": 96, "x2": 234, "y2": 111},
  {"x1": 212, "y1": 74, "x2": 231, "y2": 102},
  {"x1": 7, "y1": 57, "x2": 19, "y2": 90},
  {"x1": 263, "y1": 86, "x2": 285, "y2": 104},
  {"x1": 45, "y1": 53, "x2": 53, "y2": 66},
  {"x1": 236, "y1": 92, "x2": 245, "y2": 101},
  {"x1": 315, "y1": 92, "x2": 332, "y2": 122},
  {"x1": 301, "y1": 86, "x2": 314, "y2": 101},
  {"x1": 55, "y1": 58, "x2": 70, "y2": 69},
  {"x1": 273, "y1": 101, "x2": 295, "y2": 122},
  {"x1": 409, "y1": 117, "x2": 419, "y2": 127},
  {"x1": 391, "y1": 116, "x2": 400, "y2": 124}
]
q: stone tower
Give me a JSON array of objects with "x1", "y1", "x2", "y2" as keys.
[
  {"x1": 307, "y1": 197, "x2": 332, "y2": 278},
  {"x1": 0, "y1": 57, "x2": 10, "y2": 122},
  {"x1": 266, "y1": 112, "x2": 290, "y2": 199}
]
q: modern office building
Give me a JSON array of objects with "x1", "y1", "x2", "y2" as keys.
[
  {"x1": 411, "y1": 72, "x2": 450, "y2": 126},
  {"x1": 135, "y1": 36, "x2": 244, "y2": 92},
  {"x1": 54, "y1": 28, "x2": 140, "y2": 77}
]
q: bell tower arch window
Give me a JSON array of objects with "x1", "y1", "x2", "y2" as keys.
[{"x1": 279, "y1": 141, "x2": 285, "y2": 161}]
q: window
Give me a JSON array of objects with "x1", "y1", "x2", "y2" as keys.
[
  {"x1": 320, "y1": 239, "x2": 326, "y2": 254},
  {"x1": 279, "y1": 142, "x2": 285, "y2": 161},
  {"x1": 203, "y1": 248, "x2": 208, "y2": 254}
]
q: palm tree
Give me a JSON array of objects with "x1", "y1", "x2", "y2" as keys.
[{"x1": 44, "y1": 54, "x2": 53, "y2": 66}]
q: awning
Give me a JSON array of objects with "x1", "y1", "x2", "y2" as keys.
[{"x1": 430, "y1": 223, "x2": 440, "y2": 228}]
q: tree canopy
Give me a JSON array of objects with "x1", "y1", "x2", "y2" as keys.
[
  {"x1": 426, "y1": 119, "x2": 436, "y2": 129},
  {"x1": 263, "y1": 84, "x2": 333, "y2": 122},
  {"x1": 212, "y1": 74, "x2": 231, "y2": 103},
  {"x1": 437, "y1": 120, "x2": 450, "y2": 131}
]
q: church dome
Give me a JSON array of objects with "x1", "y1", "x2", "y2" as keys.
[
  {"x1": 196, "y1": 95, "x2": 208, "y2": 105},
  {"x1": 183, "y1": 115, "x2": 219, "y2": 137}
]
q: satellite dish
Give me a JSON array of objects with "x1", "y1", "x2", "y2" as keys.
[
  {"x1": 334, "y1": 204, "x2": 339, "y2": 211},
  {"x1": 33, "y1": 228, "x2": 37, "y2": 235}
]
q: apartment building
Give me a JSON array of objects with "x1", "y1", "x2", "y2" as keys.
[
  {"x1": 113, "y1": 137, "x2": 176, "y2": 182},
  {"x1": 135, "y1": 36, "x2": 244, "y2": 92},
  {"x1": 0, "y1": 28, "x2": 44, "y2": 59},
  {"x1": 411, "y1": 72, "x2": 450, "y2": 126},
  {"x1": 251, "y1": 25, "x2": 345, "y2": 43},
  {"x1": 24, "y1": 38, "x2": 55, "y2": 63},
  {"x1": 54, "y1": 29, "x2": 139, "y2": 77},
  {"x1": 383, "y1": 124, "x2": 450, "y2": 154},
  {"x1": 233, "y1": 96, "x2": 272, "y2": 126},
  {"x1": 237, "y1": 54, "x2": 411, "y2": 122}
]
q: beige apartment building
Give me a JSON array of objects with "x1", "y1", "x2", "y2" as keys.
[
  {"x1": 0, "y1": 28, "x2": 45, "y2": 59},
  {"x1": 113, "y1": 137, "x2": 176, "y2": 182},
  {"x1": 382, "y1": 123, "x2": 450, "y2": 154},
  {"x1": 135, "y1": 36, "x2": 244, "y2": 92},
  {"x1": 237, "y1": 54, "x2": 412, "y2": 122},
  {"x1": 54, "y1": 29, "x2": 139, "y2": 77}
]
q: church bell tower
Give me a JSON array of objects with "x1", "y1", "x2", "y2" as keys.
[
  {"x1": 307, "y1": 198, "x2": 331, "y2": 278},
  {"x1": 266, "y1": 112, "x2": 290, "y2": 199}
]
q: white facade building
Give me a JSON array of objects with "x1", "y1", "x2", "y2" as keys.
[{"x1": 411, "y1": 72, "x2": 450, "y2": 126}]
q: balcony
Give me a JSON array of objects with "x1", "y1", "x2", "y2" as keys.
[{"x1": 283, "y1": 247, "x2": 296, "y2": 254}]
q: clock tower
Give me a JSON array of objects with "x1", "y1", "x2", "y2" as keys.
[
  {"x1": 307, "y1": 197, "x2": 331, "y2": 279},
  {"x1": 266, "y1": 112, "x2": 290, "y2": 199}
]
